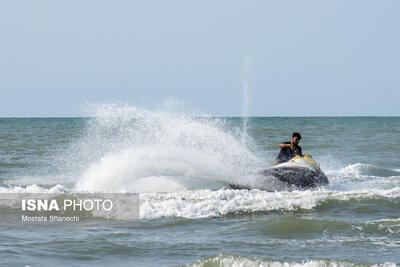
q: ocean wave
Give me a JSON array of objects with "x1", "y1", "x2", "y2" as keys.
[
  {"x1": 325, "y1": 163, "x2": 400, "y2": 191},
  {"x1": 1, "y1": 186, "x2": 399, "y2": 220},
  {"x1": 0, "y1": 184, "x2": 68, "y2": 193},
  {"x1": 139, "y1": 187, "x2": 400, "y2": 219},
  {"x1": 327, "y1": 163, "x2": 400, "y2": 179},
  {"x1": 182, "y1": 253, "x2": 397, "y2": 267},
  {"x1": 363, "y1": 218, "x2": 400, "y2": 235}
]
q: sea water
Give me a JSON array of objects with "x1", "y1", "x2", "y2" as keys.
[{"x1": 0, "y1": 104, "x2": 399, "y2": 266}]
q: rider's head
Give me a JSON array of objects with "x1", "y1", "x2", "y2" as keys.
[{"x1": 291, "y1": 132, "x2": 301, "y2": 145}]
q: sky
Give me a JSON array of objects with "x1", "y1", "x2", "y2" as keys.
[{"x1": 0, "y1": 0, "x2": 399, "y2": 117}]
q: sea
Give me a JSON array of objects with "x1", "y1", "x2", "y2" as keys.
[{"x1": 0, "y1": 104, "x2": 399, "y2": 267}]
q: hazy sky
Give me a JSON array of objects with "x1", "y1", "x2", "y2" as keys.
[{"x1": 1, "y1": 0, "x2": 399, "y2": 117}]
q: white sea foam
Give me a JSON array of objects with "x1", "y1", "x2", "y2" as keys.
[
  {"x1": 5, "y1": 175, "x2": 74, "y2": 187},
  {"x1": 185, "y1": 253, "x2": 397, "y2": 267},
  {"x1": 1, "y1": 185, "x2": 398, "y2": 219},
  {"x1": 139, "y1": 187, "x2": 400, "y2": 219},
  {"x1": 328, "y1": 163, "x2": 400, "y2": 178},
  {"x1": 365, "y1": 218, "x2": 400, "y2": 234},
  {"x1": 0, "y1": 184, "x2": 67, "y2": 193},
  {"x1": 369, "y1": 218, "x2": 400, "y2": 223},
  {"x1": 1, "y1": 185, "x2": 397, "y2": 220},
  {"x1": 325, "y1": 163, "x2": 400, "y2": 191}
]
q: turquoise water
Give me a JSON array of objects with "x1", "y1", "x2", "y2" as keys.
[{"x1": 0, "y1": 108, "x2": 399, "y2": 266}]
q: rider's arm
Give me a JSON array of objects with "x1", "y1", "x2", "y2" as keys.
[
  {"x1": 279, "y1": 143, "x2": 291, "y2": 148},
  {"x1": 271, "y1": 159, "x2": 281, "y2": 166}
]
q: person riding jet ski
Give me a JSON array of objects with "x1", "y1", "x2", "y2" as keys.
[
  {"x1": 266, "y1": 132, "x2": 328, "y2": 188},
  {"x1": 229, "y1": 132, "x2": 328, "y2": 190}
]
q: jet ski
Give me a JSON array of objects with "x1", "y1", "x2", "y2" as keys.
[
  {"x1": 261, "y1": 154, "x2": 328, "y2": 188},
  {"x1": 229, "y1": 154, "x2": 328, "y2": 190}
]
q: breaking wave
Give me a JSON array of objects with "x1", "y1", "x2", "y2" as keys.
[
  {"x1": 139, "y1": 187, "x2": 400, "y2": 219},
  {"x1": 184, "y1": 253, "x2": 397, "y2": 267},
  {"x1": 1, "y1": 185, "x2": 399, "y2": 220}
]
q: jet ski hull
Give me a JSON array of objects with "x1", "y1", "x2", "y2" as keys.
[
  {"x1": 261, "y1": 166, "x2": 328, "y2": 188},
  {"x1": 229, "y1": 154, "x2": 329, "y2": 190}
]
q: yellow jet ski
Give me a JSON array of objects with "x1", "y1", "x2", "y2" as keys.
[{"x1": 261, "y1": 154, "x2": 329, "y2": 188}]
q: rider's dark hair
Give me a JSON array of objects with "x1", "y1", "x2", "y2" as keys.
[{"x1": 292, "y1": 132, "x2": 301, "y2": 140}]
